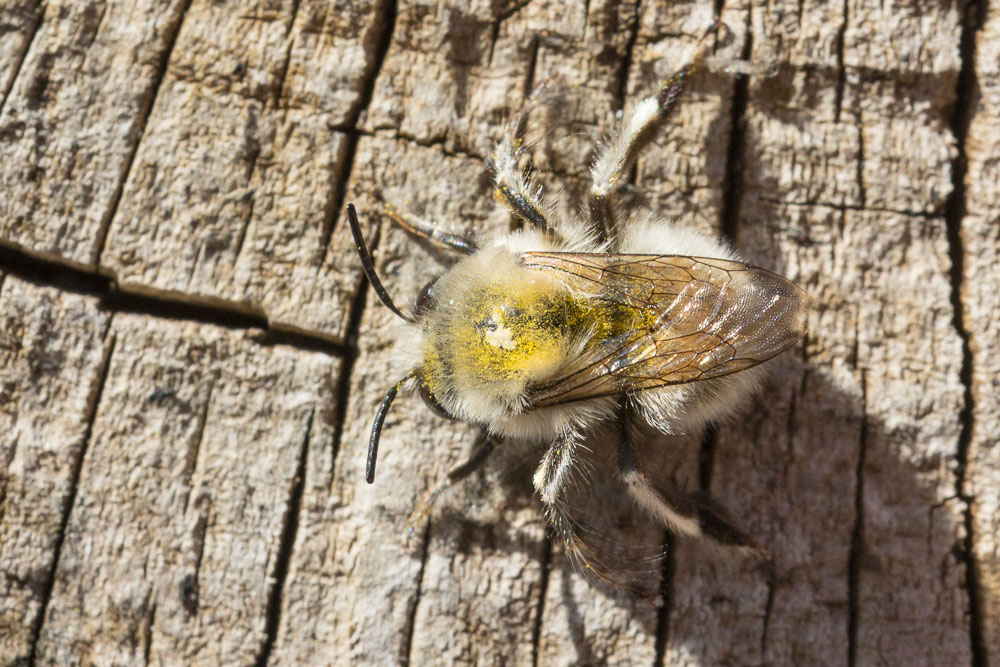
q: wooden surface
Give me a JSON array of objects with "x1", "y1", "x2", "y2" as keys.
[{"x1": 0, "y1": 0, "x2": 996, "y2": 665}]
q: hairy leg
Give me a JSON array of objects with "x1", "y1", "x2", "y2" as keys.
[
  {"x1": 616, "y1": 399, "x2": 758, "y2": 549},
  {"x1": 532, "y1": 427, "x2": 621, "y2": 586},
  {"x1": 378, "y1": 197, "x2": 478, "y2": 254},
  {"x1": 588, "y1": 18, "x2": 721, "y2": 237},
  {"x1": 532, "y1": 427, "x2": 583, "y2": 506},
  {"x1": 535, "y1": 418, "x2": 668, "y2": 595},
  {"x1": 485, "y1": 85, "x2": 553, "y2": 232}
]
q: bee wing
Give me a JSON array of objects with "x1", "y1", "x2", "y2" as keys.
[{"x1": 520, "y1": 252, "x2": 810, "y2": 407}]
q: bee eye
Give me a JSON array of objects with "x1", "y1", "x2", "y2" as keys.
[
  {"x1": 419, "y1": 380, "x2": 456, "y2": 421},
  {"x1": 414, "y1": 277, "x2": 439, "y2": 315}
]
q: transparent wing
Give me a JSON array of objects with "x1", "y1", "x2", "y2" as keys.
[{"x1": 520, "y1": 252, "x2": 810, "y2": 407}]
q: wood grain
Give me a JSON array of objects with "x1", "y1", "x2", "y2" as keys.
[
  {"x1": 0, "y1": 0, "x2": 995, "y2": 664},
  {"x1": 964, "y1": 2, "x2": 1000, "y2": 659}
]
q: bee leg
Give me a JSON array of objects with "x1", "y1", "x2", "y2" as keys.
[
  {"x1": 444, "y1": 431, "x2": 498, "y2": 483},
  {"x1": 617, "y1": 401, "x2": 759, "y2": 549},
  {"x1": 588, "y1": 18, "x2": 721, "y2": 238},
  {"x1": 532, "y1": 428, "x2": 583, "y2": 506},
  {"x1": 535, "y1": 427, "x2": 664, "y2": 594},
  {"x1": 616, "y1": 406, "x2": 705, "y2": 539},
  {"x1": 377, "y1": 198, "x2": 478, "y2": 254},
  {"x1": 406, "y1": 431, "x2": 497, "y2": 538},
  {"x1": 531, "y1": 432, "x2": 602, "y2": 576},
  {"x1": 485, "y1": 96, "x2": 552, "y2": 233}
]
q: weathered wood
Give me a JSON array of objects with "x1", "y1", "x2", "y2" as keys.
[
  {"x1": 0, "y1": 0, "x2": 188, "y2": 266},
  {"x1": 99, "y1": 0, "x2": 381, "y2": 340},
  {"x1": 33, "y1": 314, "x2": 338, "y2": 665},
  {"x1": 831, "y1": 1, "x2": 968, "y2": 660},
  {"x1": 669, "y1": 1, "x2": 972, "y2": 665},
  {"x1": 0, "y1": 0, "x2": 996, "y2": 664},
  {"x1": 0, "y1": 276, "x2": 111, "y2": 660},
  {"x1": 964, "y1": 3, "x2": 1000, "y2": 659},
  {"x1": 0, "y1": 1, "x2": 43, "y2": 104}
]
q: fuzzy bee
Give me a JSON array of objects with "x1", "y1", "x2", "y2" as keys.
[{"x1": 349, "y1": 19, "x2": 809, "y2": 579}]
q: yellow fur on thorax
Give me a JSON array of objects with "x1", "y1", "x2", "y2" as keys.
[
  {"x1": 425, "y1": 271, "x2": 570, "y2": 400},
  {"x1": 420, "y1": 252, "x2": 657, "y2": 411}
]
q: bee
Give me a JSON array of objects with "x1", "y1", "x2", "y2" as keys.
[{"x1": 349, "y1": 19, "x2": 809, "y2": 582}]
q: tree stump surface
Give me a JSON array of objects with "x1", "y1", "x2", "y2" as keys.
[{"x1": 0, "y1": 0, "x2": 996, "y2": 665}]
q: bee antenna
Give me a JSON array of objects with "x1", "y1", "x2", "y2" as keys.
[
  {"x1": 366, "y1": 372, "x2": 414, "y2": 484},
  {"x1": 347, "y1": 203, "x2": 413, "y2": 323}
]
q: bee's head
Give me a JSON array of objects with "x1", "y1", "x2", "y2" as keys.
[
  {"x1": 347, "y1": 204, "x2": 455, "y2": 484},
  {"x1": 407, "y1": 275, "x2": 459, "y2": 419}
]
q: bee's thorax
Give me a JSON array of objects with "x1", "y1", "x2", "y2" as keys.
[{"x1": 419, "y1": 248, "x2": 572, "y2": 416}]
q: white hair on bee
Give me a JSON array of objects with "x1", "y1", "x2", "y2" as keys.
[
  {"x1": 617, "y1": 213, "x2": 739, "y2": 258},
  {"x1": 352, "y1": 15, "x2": 807, "y2": 590},
  {"x1": 482, "y1": 221, "x2": 605, "y2": 256},
  {"x1": 631, "y1": 365, "x2": 765, "y2": 436},
  {"x1": 616, "y1": 213, "x2": 767, "y2": 435},
  {"x1": 620, "y1": 468, "x2": 703, "y2": 538},
  {"x1": 591, "y1": 97, "x2": 661, "y2": 199}
]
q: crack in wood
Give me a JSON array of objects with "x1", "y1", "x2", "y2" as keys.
[
  {"x1": 847, "y1": 368, "x2": 867, "y2": 667},
  {"x1": 784, "y1": 374, "x2": 801, "y2": 471},
  {"x1": 82, "y1": 2, "x2": 110, "y2": 53},
  {"x1": 319, "y1": 0, "x2": 398, "y2": 255},
  {"x1": 0, "y1": 432, "x2": 17, "y2": 527},
  {"x1": 719, "y1": 3, "x2": 752, "y2": 245},
  {"x1": 255, "y1": 407, "x2": 314, "y2": 667},
  {"x1": 25, "y1": 328, "x2": 117, "y2": 665},
  {"x1": 92, "y1": 0, "x2": 194, "y2": 270},
  {"x1": 0, "y1": 271, "x2": 15, "y2": 528},
  {"x1": 853, "y1": 109, "x2": 867, "y2": 211},
  {"x1": 522, "y1": 35, "x2": 540, "y2": 99},
  {"x1": 231, "y1": 193, "x2": 257, "y2": 271},
  {"x1": 486, "y1": 0, "x2": 532, "y2": 68},
  {"x1": 529, "y1": 535, "x2": 554, "y2": 667},
  {"x1": 286, "y1": 0, "x2": 302, "y2": 45},
  {"x1": 757, "y1": 195, "x2": 939, "y2": 219},
  {"x1": 0, "y1": 242, "x2": 350, "y2": 356},
  {"x1": 181, "y1": 383, "x2": 213, "y2": 514},
  {"x1": 142, "y1": 599, "x2": 157, "y2": 666},
  {"x1": 0, "y1": 1, "x2": 45, "y2": 116},
  {"x1": 760, "y1": 564, "x2": 776, "y2": 657},
  {"x1": 272, "y1": 36, "x2": 296, "y2": 109},
  {"x1": 320, "y1": 129, "x2": 358, "y2": 264},
  {"x1": 402, "y1": 519, "x2": 432, "y2": 667},
  {"x1": 613, "y1": 0, "x2": 641, "y2": 113},
  {"x1": 698, "y1": 422, "x2": 719, "y2": 493},
  {"x1": 179, "y1": 511, "x2": 208, "y2": 618},
  {"x1": 653, "y1": 533, "x2": 676, "y2": 666},
  {"x1": 833, "y1": 0, "x2": 848, "y2": 123},
  {"x1": 945, "y1": 1, "x2": 988, "y2": 664}
]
